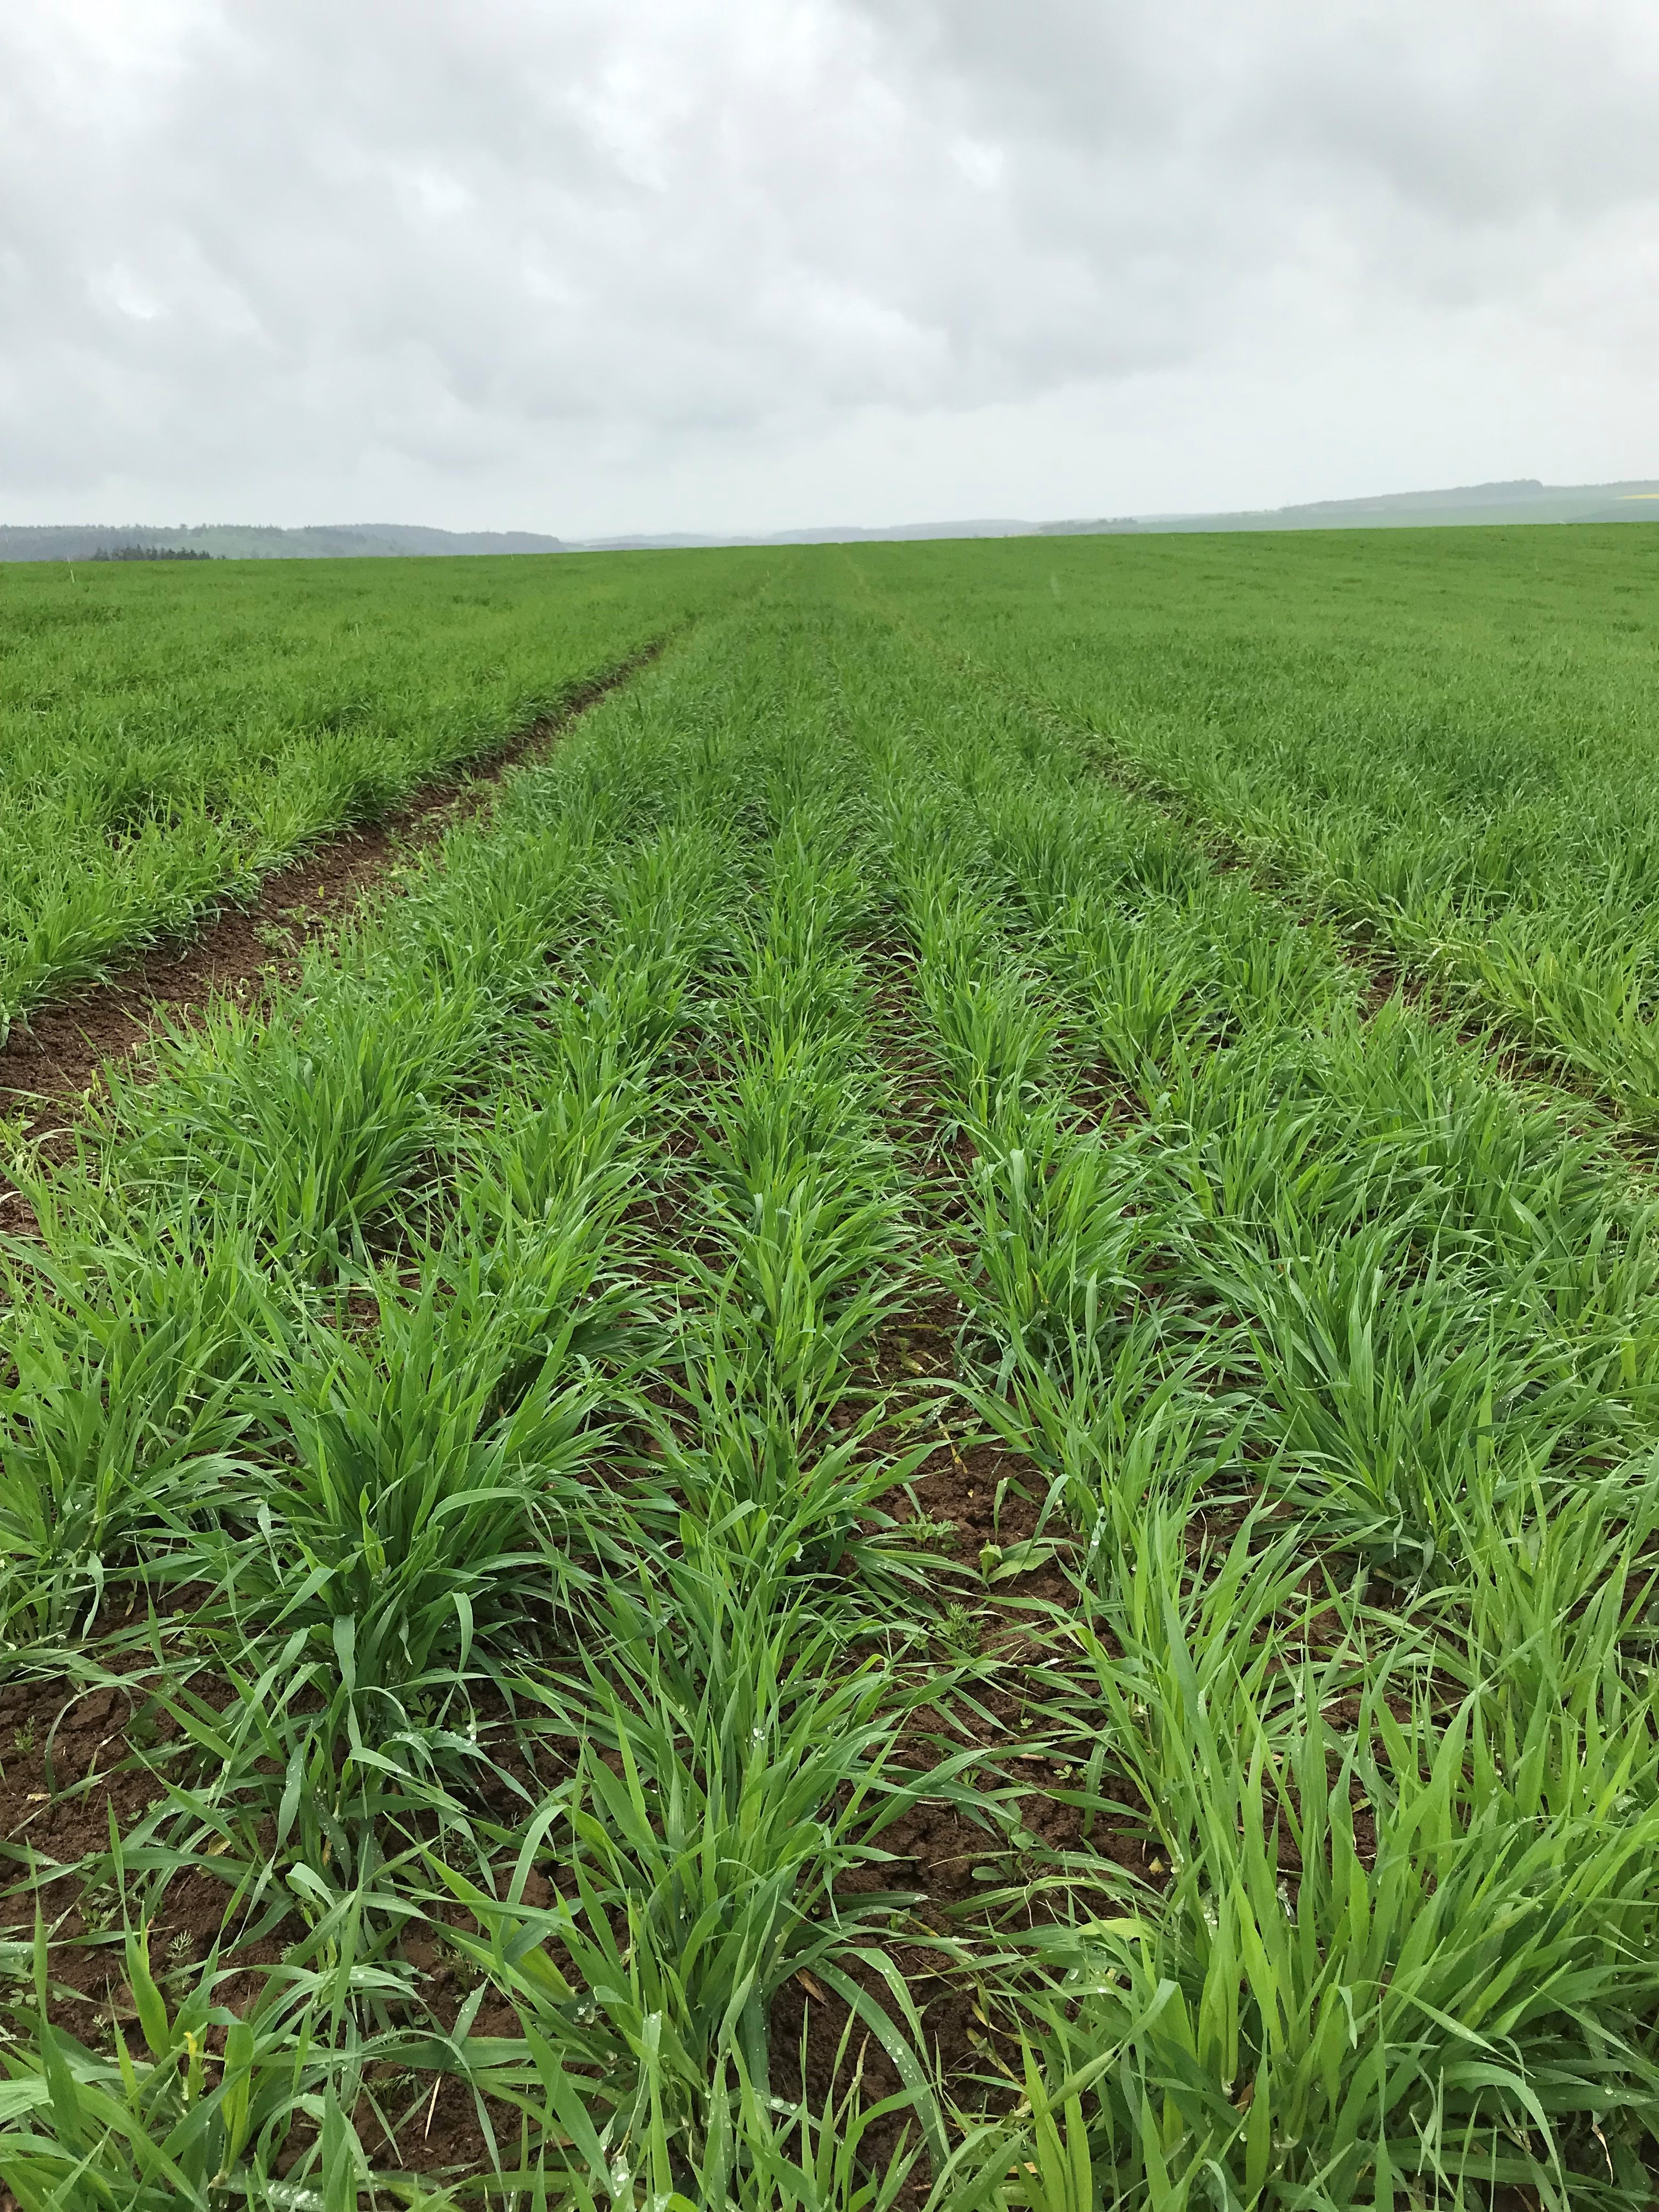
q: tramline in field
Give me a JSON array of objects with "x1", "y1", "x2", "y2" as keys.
[
  {"x1": 3, "y1": 532, "x2": 1659, "y2": 2208},
  {"x1": 0, "y1": 549, "x2": 763, "y2": 1043},
  {"x1": 877, "y1": 524, "x2": 1659, "y2": 1121}
]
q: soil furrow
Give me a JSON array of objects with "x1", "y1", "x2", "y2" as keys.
[{"x1": 0, "y1": 639, "x2": 672, "y2": 1152}]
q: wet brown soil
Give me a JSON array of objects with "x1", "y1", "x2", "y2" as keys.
[{"x1": 0, "y1": 1645, "x2": 578, "y2": 2196}]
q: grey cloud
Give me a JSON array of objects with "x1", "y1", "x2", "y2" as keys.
[{"x1": 1, "y1": 0, "x2": 1655, "y2": 529}]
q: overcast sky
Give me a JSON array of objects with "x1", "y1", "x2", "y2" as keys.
[{"x1": 3, "y1": 0, "x2": 1657, "y2": 536}]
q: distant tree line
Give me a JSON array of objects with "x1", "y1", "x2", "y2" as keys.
[{"x1": 90, "y1": 545, "x2": 217, "y2": 562}]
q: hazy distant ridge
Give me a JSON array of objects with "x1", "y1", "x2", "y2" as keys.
[
  {"x1": 1037, "y1": 477, "x2": 1659, "y2": 536},
  {"x1": 4, "y1": 478, "x2": 1657, "y2": 562},
  {"x1": 0, "y1": 522, "x2": 570, "y2": 562}
]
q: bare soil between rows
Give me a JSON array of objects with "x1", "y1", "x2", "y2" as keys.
[{"x1": 0, "y1": 644, "x2": 666, "y2": 1161}]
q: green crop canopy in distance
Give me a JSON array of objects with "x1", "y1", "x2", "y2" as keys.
[
  {"x1": 5, "y1": 540, "x2": 1659, "y2": 2208},
  {"x1": 848, "y1": 523, "x2": 1659, "y2": 1126}
]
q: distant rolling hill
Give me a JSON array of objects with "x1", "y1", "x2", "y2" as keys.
[
  {"x1": 3, "y1": 481, "x2": 1657, "y2": 562},
  {"x1": 0, "y1": 522, "x2": 569, "y2": 562},
  {"x1": 1038, "y1": 478, "x2": 1659, "y2": 535}
]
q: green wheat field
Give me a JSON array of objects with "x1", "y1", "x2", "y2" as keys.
[{"x1": 3, "y1": 524, "x2": 1659, "y2": 2209}]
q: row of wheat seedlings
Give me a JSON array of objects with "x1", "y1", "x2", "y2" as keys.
[
  {"x1": 2, "y1": 607, "x2": 1042, "y2": 2209},
  {"x1": 838, "y1": 620, "x2": 1659, "y2": 2208},
  {"x1": 8, "y1": 585, "x2": 1659, "y2": 2206},
  {"x1": 0, "y1": 612, "x2": 879, "y2": 2205},
  {"x1": 0, "y1": 549, "x2": 765, "y2": 1040},
  {"x1": 855, "y1": 531, "x2": 1659, "y2": 1127}
]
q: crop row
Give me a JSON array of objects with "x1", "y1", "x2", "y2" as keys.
[
  {"x1": 4, "y1": 583, "x2": 1659, "y2": 2206},
  {"x1": 852, "y1": 527, "x2": 1659, "y2": 1124},
  {"x1": 0, "y1": 551, "x2": 763, "y2": 1042}
]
